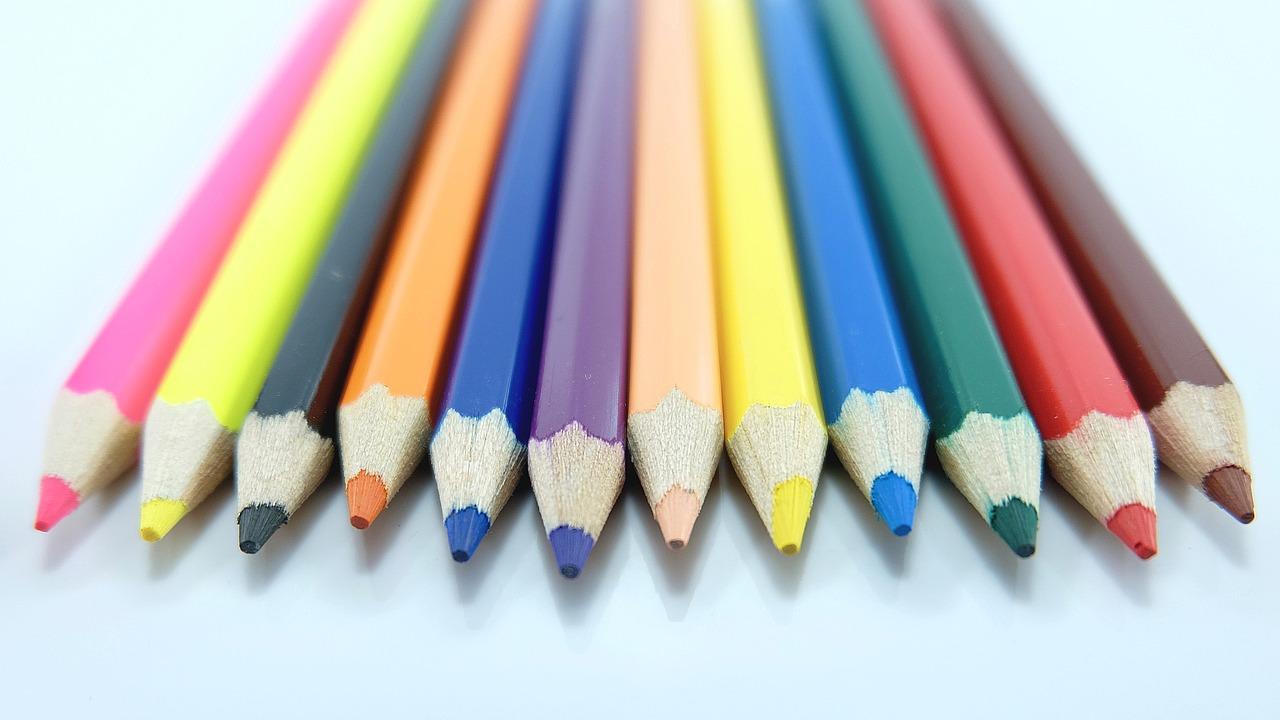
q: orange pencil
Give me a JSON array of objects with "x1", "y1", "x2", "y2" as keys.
[
  {"x1": 628, "y1": 0, "x2": 722, "y2": 550},
  {"x1": 337, "y1": 0, "x2": 537, "y2": 529}
]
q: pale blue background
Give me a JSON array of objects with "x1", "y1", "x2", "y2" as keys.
[{"x1": 1, "y1": 1, "x2": 1277, "y2": 718}]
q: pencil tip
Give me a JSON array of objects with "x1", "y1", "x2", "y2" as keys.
[
  {"x1": 35, "y1": 475, "x2": 80, "y2": 532},
  {"x1": 1107, "y1": 503, "x2": 1158, "y2": 559},
  {"x1": 653, "y1": 488, "x2": 701, "y2": 550},
  {"x1": 870, "y1": 472, "x2": 917, "y2": 536},
  {"x1": 989, "y1": 497, "x2": 1038, "y2": 558},
  {"x1": 346, "y1": 470, "x2": 388, "y2": 530},
  {"x1": 139, "y1": 498, "x2": 188, "y2": 543},
  {"x1": 549, "y1": 526, "x2": 595, "y2": 579},
  {"x1": 1203, "y1": 465, "x2": 1255, "y2": 524},
  {"x1": 444, "y1": 506, "x2": 491, "y2": 562},
  {"x1": 771, "y1": 476, "x2": 815, "y2": 555},
  {"x1": 238, "y1": 504, "x2": 288, "y2": 554}
]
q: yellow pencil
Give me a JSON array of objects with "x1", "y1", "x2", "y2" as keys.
[
  {"x1": 697, "y1": 0, "x2": 826, "y2": 554},
  {"x1": 139, "y1": 0, "x2": 440, "y2": 541}
]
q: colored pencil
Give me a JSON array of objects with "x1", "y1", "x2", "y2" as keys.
[
  {"x1": 697, "y1": 0, "x2": 826, "y2": 555},
  {"x1": 867, "y1": 0, "x2": 1158, "y2": 558},
  {"x1": 139, "y1": 0, "x2": 440, "y2": 542},
  {"x1": 33, "y1": 0, "x2": 361, "y2": 533},
  {"x1": 429, "y1": 0, "x2": 584, "y2": 563},
  {"x1": 755, "y1": 0, "x2": 927, "y2": 537},
  {"x1": 815, "y1": 0, "x2": 1042, "y2": 556},
  {"x1": 629, "y1": 0, "x2": 723, "y2": 550},
  {"x1": 527, "y1": 0, "x2": 636, "y2": 579},
  {"x1": 942, "y1": 0, "x2": 1255, "y2": 523},
  {"x1": 234, "y1": 0, "x2": 468, "y2": 554},
  {"x1": 338, "y1": 0, "x2": 537, "y2": 530}
]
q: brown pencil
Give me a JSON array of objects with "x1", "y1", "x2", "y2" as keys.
[{"x1": 940, "y1": 0, "x2": 1253, "y2": 522}]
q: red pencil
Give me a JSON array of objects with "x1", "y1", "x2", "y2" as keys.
[{"x1": 867, "y1": 0, "x2": 1158, "y2": 558}]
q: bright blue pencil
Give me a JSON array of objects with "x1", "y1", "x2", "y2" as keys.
[
  {"x1": 429, "y1": 0, "x2": 585, "y2": 562},
  {"x1": 755, "y1": 0, "x2": 929, "y2": 535}
]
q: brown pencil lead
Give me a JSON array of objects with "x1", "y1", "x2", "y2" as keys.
[{"x1": 1203, "y1": 465, "x2": 1255, "y2": 524}]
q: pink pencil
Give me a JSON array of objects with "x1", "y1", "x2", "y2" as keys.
[{"x1": 34, "y1": 0, "x2": 363, "y2": 532}]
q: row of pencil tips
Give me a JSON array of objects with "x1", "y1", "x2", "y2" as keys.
[{"x1": 36, "y1": 0, "x2": 1252, "y2": 579}]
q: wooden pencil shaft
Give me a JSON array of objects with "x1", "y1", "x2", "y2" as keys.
[
  {"x1": 756, "y1": 0, "x2": 921, "y2": 413},
  {"x1": 530, "y1": 0, "x2": 636, "y2": 445},
  {"x1": 812, "y1": 0, "x2": 1026, "y2": 437},
  {"x1": 630, "y1": 0, "x2": 721, "y2": 418},
  {"x1": 60, "y1": 0, "x2": 362, "y2": 424},
  {"x1": 865, "y1": 0, "x2": 1141, "y2": 438},
  {"x1": 697, "y1": 0, "x2": 823, "y2": 432},
  {"x1": 340, "y1": 0, "x2": 537, "y2": 413},
  {"x1": 252, "y1": 0, "x2": 469, "y2": 432},
  {"x1": 154, "y1": 0, "x2": 443, "y2": 431},
  {"x1": 939, "y1": 0, "x2": 1230, "y2": 409},
  {"x1": 439, "y1": 0, "x2": 585, "y2": 436}
]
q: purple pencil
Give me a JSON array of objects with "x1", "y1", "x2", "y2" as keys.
[{"x1": 528, "y1": 0, "x2": 636, "y2": 580}]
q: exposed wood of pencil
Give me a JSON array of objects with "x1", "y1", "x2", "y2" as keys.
[
  {"x1": 698, "y1": 0, "x2": 827, "y2": 555},
  {"x1": 942, "y1": 0, "x2": 1253, "y2": 522},
  {"x1": 628, "y1": 390, "x2": 723, "y2": 549},
  {"x1": 867, "y1": 0, "x2": 1157, "y2": 557},
  {"x1": 235, "y1": 411, "x2": 333, "y2": 553},
  {"x1": 629, "y1": 0, "x2": 723, "y2": 550},
  {"x1": 813, "y1": 0, "x2": 1041, "y2": 556},
  {"x1": 337, "y1": 0, "x2": 538, "y2": 530},
  {"x1": 234, "y1": 0, "x2": 470, "y2": 554},
  {"x1": 528, "y1": 424, "x2": 626, "y2": 579}
]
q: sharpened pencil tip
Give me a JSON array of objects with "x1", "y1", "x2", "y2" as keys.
[
  {"x1": 1107, "y1": 503, "x2": 1158, "y2": 559},
  {"x1": 770, "y1": 477, "x2": 815, "y2": 555},
  {"x1": 870, "y1": 472, "x2": 917, "y2": 536},
  {"x1": 653, "y1": 488, "x2": 701, "y2": 550},
  {"x1": 1203, "y1": 465, "x2": 1255, "y2": 524},
  {"x1": 347, "y1": 470, "x2": 388, "y2": 530},
  {"x1": 238, "y1": 504, "x2": 288, "y2": 554},
  {"x1": 35, "y1": 475, "x2": 80, "y2": 532},
  {"x1": 139, "y1": 498, "x2": 188, "y2": 543},
  {"x1": 549, "y1": 526, "x2": 595, "y2": 579},
  {"x1": 445, "y1": 506, "x2": 491, "y2": 562},
  {"x1": 989, "y1": 498, "x2": 1038, "y2": 558}
]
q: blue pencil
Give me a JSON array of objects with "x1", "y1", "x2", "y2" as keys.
[
  {"x1": 755, "y1": 0, "x2": 929, "y2": 535},
  {"x1": 429, "y1": 0, "x2": 585, "y2": 562}
]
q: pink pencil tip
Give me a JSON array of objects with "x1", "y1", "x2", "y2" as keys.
[{"x1": 35, "y1": 475, "x2": 80, "y2": 532}]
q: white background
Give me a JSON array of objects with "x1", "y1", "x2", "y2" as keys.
[{"x1": 2, "y1": 1, "x2": 1277, "y2": 717}]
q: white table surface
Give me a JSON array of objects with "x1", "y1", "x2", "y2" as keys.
[{"x1": 2, "y1": 1, "x2": 1277, "y2": 717}]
